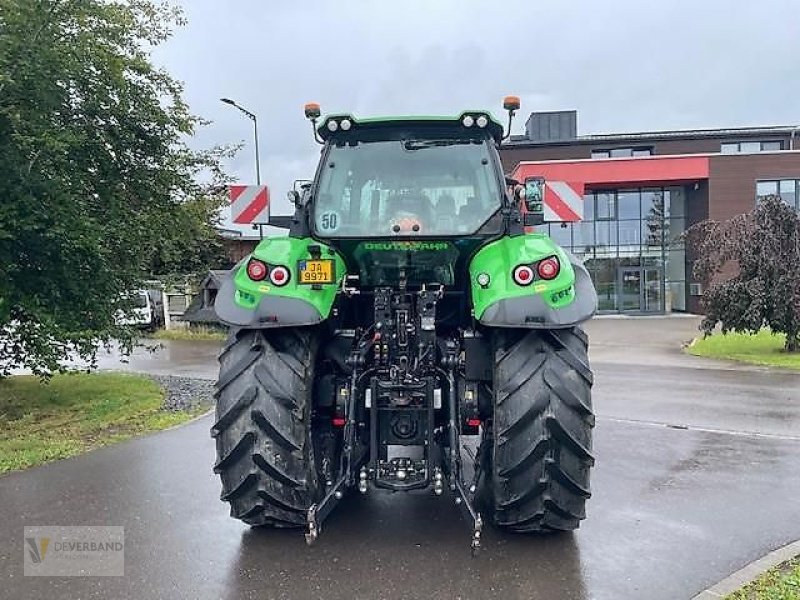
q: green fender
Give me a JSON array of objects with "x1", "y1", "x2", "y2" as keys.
[
  {"x1": 469, "y1": 234, "x2": 597, "y2": 328},
  {"x1": 215, "y1": 236, "x2": 346, "y2": 328}
]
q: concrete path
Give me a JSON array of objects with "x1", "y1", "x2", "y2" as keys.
[{"x1": 2, "y1": 317, "x2": 799, "y2": 600}]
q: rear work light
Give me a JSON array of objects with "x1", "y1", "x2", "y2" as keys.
[
  {"x1": 269, "y1": 265, "x2": 290, "y2": 286},
  {"x1": 537, "y1": 256, "x2": 560, "y2": 280},
  {"x1": 246, "y1": 259, "x2": 268, "y2": 281},
  {"x1": 512, "y1": 264, "x2": 534, "y2": 286}
]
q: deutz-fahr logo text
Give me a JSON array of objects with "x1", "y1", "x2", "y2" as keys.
[{"x1": 362, "y1": 241, "x2": 451, "y2": 251}]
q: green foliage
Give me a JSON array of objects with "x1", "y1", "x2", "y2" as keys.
[
  {"x1": 725, "y1": 557, "x2": 800, "y2": 600},
  {"x1": 0, "y1": 372, "x2": 204, "y2": 473},
  {"x1": 150, "y1": 326, "x2": 226, "y2": 342},
  {"x1": 146, "y1": 190, "x2": 234, "y2": 277},
  {"x1": 688, "y1": 329, "x2": 800, "y2": 369},
  {"x1": 0, "y1": 0, "x2": 233, "y2": 375},
  {"x1": 687, "y1": 196, "x2": 800, "y2": 352}
]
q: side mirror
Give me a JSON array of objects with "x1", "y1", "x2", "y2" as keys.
[
  {"x1": 522, "y1": 177, "x2": 545, "y2": 225},
  {"x1": 523, "y1": 177, "x2": 544, "y2": 212}
]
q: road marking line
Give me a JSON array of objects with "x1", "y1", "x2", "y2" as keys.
[{"x1": 597, "y1": 416, "x2": 800, "y2": 442}]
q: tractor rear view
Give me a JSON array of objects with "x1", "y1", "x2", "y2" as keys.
[{"x1": 212, "y1": 97, "x2": 597, "y2": 552}]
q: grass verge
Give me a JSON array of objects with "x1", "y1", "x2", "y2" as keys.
[
  {"x1": 687, "y1": 330, "x2": 800, "y2": 370},
  {"x1": 150, "y1": 326, "x2": 226, "y2": 342},
  {"x1": 726, "y1": 557, "x2": 800, "y2": 599},
  {"x1": 0, "y1": 373, "x2": 206, "y2": 474}
]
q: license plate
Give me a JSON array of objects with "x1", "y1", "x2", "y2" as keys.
[{"x1": 298, "y1": 259, "x2": 335, "y2": 284}]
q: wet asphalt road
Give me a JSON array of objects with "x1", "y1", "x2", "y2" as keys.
[{"x1": 2, "y1": 318, "x2": 800, "y2": 600}]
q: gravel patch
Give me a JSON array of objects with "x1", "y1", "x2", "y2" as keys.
[{"x1": 149, "y1": 375, "x2": 215, "y2": 412}]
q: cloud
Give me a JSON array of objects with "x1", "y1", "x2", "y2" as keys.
[{"x1": 153, "y1": 0, "x2": 800, "y2": 229}]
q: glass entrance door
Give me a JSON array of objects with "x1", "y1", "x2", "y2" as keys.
[
  {"x1": 642, "y1": 267, "x2": 663, "y2": 312},
  {"x1": 618, "y1": 268, "x2": 642, "y2": 312},
  {"x1": 618, "y1": 267, "x2": 664, "y2": 312}
]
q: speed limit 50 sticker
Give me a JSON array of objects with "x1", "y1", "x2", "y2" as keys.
[{"x1": 318, "y1": 210, "x2": 340, "y2": 232}]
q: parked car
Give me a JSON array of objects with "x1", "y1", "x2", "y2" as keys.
[{"x1": 115, "y1": 290, "x2": 163, "y2": 330}]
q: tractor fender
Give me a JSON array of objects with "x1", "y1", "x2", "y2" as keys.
[
  {"x1": 214, "y1": 271, "x2": 325, "y2": 328},
  {"x1": 470, "y1": 233, "x2": 598, "y2": 329},
  {"x1": 213, "y1": 236, "x2": 346, "y2": 329},
  {"x1": 478, "y1": 252, "x2": 597, "y2": 328}
]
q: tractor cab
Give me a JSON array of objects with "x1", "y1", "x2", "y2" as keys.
[
  {"x1": 297, "y1": 112, "x2": 510, "y2": 291},
  {"x1": 310, "y1": 119, "x2": 505, "y2": 240}
]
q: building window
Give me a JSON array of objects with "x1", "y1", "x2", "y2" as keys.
[
  {"x1": 574, "y1": 187, "x2": 687, "y2": 314},
  {"x1": 780, "y1": 180, "x2": 797, "y2": 208},
  {"x1": 756, "y1": 181, "x2": 777, "y2": 196},
  {"x1": 596, "y1": 192, "x2": 615, "y2": 220},
  {"x1": 547, "y1": 222, "x2": 572, "y2": 248},
  {"x1": 591, "y1": 146, "x2": 653, "y2": 159},
  {"x1": 721, "y1": 140, "x2": 784, "y2": 154},
  {"x1": 617, "y1": 191, "x2": 640, "y2": 220},
  {"x1": 757, "y1": 179, "x2": 799, "y2": 209}
]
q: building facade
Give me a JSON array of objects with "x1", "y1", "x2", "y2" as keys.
[{"x1": 499, "y1": 111, "x2": 800, "y2": 314}]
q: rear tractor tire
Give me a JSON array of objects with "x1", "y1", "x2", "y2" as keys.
[
  {"x1": 211, "y1": 328, "x2": 322, "y2": 527},
  {"x1": 487, "y1": 327, "x2": 595, "y2": 532}
]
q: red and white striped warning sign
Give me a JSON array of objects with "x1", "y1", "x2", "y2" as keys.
[
  {"x1": 544, "y1": 181, "x2": 585, "y2": 222},
  {"x1": 229, "y1": 185, "x2": 269, "y2": 224}
]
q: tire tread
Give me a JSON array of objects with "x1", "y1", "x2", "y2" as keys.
[
  {"x1": 489, "y1": 327, "x2": 594, "y2": 533},
  {"x1": 212, "y1": 328, "x2": 319, "y2": 528}
]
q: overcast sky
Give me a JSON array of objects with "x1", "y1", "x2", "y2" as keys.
[{"x1": 153, "y1": 0, "x2": 800, "y2": 229}]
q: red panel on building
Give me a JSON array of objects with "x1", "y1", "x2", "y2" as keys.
[{"x1": 512, "y1": 155, "x2": 710, "y2": 189}]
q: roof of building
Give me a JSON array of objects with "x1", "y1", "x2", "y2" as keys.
[
  {"x1": 181, "y1": 269, "x2": 230, "y2": 324},
  {"x1": 504, "y1": 124, "x2": 799, "y2": 147}
]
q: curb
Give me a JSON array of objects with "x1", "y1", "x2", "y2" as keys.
[
  {"x1": 692, "y1": 539, "x2": 800, "y2": 599},
  {"x1": 161, "y1": 407, "x2": 214, "y2": 433},
  {"x1": 592, "y1": 313, "x2": 700, "y2": 320}
]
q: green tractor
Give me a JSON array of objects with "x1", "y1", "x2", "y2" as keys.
[{"x1": 212, "y1": 97, "x2": 597, "y2": 552}]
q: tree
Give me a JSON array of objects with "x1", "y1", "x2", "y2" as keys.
[
  {"x1": 687, "y1": 196, "x2": 800, "y2": 351},
  {"x1": 0, "y1": 0, "x2": 231, "y2": 375},
  {"x1": 145, "y1": 154, "x2": 237, "y2": 278},
  {"x1": 644, "y1": 190, "x2": 667, "y2": 247}
]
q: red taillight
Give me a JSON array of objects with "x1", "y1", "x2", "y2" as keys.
[
  {"x1": 512, "y1": 264, "x2": 534, "y2": 286},
  {"x1": 537, "y1": 257, "x2": 560, "y2": 280},
  {"x1": 246, "y1": 259, "x2": 267, "y2": 281},
  {"x1": 269, "y1": 265, "x2": 290, "y2": 286}
]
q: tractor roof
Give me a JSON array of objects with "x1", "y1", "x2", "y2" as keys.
[{"x1": 317, "y1": 112, "x2": 504, "y2": 143}]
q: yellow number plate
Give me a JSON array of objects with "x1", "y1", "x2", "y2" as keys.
[{"x1": 298, "y1": 259, "x2": 334, "y2": 284}]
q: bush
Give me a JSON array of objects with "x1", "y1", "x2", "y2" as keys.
[{"x1": 687, "y1": 196, "x2": 800, "y2": 352}]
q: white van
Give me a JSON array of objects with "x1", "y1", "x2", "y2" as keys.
[{"x1": 115, "y1": 290, "x2": 156, "y2": 329}]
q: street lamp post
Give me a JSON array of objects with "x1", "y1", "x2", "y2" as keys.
[{"x1": 221, "y1": 97, "x2": 264, "y2": 237}]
